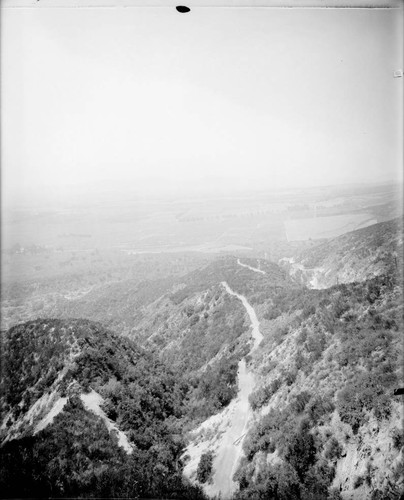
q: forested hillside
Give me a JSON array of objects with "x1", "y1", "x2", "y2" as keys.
[
  {"x1": 1, "y1": 218, "x2": 402, "y2": 500},
  {"x1": 232, "y1": 272, "x2": 403, "y2": 499},
  {"x1": 0, "y1": 252, "x2": 213, "y2": 332},
  {"x1": 0, "y1": 319, "x2": 205, "y2": 499}
]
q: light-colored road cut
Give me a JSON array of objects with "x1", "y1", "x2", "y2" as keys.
[
  {"x1": 183, "y1": 282, "x2": 263, "y2": 499},
  {"x1": 237, "y1": 258, "x2": 266, "y2": 276}
]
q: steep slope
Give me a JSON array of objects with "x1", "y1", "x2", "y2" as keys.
[
  {"x1": 280, "y1": 217, "x2": 403, "y2": 288},
  {"x1": 0, "y1": 319, "x2": 205, "y2": 499},
  {"x1": 232, "y1": 270, "x2": 403, "y2": 500}
]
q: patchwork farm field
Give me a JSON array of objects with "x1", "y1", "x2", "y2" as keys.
[{"x1": 284, "y1": 213, "x2": 377, "y2": 241}]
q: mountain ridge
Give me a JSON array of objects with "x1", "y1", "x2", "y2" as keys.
[{"x1": 279, "y1": 216, "x2": 403, "y2": 289}]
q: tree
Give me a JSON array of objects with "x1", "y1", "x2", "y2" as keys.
[
  {"x1": 196, "y1": 451, "x2": 214, "y2": 483},
  {"x1": 285, "y1": 421, "x2": 316, "y2": 482}
]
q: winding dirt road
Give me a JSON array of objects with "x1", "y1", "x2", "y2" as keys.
[
  {"x1": 183, "y1": 282, "x2": 263, "y2": 499},
  {"x1": 237, "y1": 258, "x2": 266, "y2": 276},
  {"x1": 222, "y1": 281, "x2": 263, "y2": 352}
]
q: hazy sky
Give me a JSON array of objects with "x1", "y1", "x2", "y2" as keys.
[{"x1": 1, "y1": 2, "x2": 403, "y2": 205}]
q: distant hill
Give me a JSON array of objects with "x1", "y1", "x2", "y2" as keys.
[
  {"x1": 0, "y1": 318, "x2": 205, "y2": 499},
  {"x1": 40, "y1": 256, "x2": 293, "y2": 333},
  {"x1": 279, "y1": 217, "x2": 403, "y2": 288}
]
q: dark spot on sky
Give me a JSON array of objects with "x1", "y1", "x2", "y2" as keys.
[{"x1": 176, "y1": 6, "x2": 191, "y2": 13}]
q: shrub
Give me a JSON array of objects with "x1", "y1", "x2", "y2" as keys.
[
  {"x1": 336, "y1": 327, "x2": 392, "y2": 370},
  {"x1": 232, "y1": 456, "x2": 254, "y2": 490},
  {"x1": 196, "y1": 451, "x2": 214, "y2": 483},
  {"x1": 297, "y1": 327, "x2": 308, "y2": 344},
  {"x1": 290, "y1": 391, "x2": 312, "y2": 414},
  {"x1": 331, "y1": 295, "x2": 350, "y2": 319},
  {"x1": 391, "y1": 428, "x2": 404, "y2": 450},
  {"x1": 303, "y1": 461, "x2": 336, "y2": 499},
  {"x1": 307, "y1": 395, "x2": 334, "y2": 425},
  {"x1": 273, "y1": 324, "x2": 289, "y2": 345},
  {"x1": 353, "y1": 475, "x2": 364, "y2": 489},
  {"x1": 284, "y1": 370, "x2": 297, "y2": 386},
  {"x1": 234, "y1": 462, "x2": 301, "y2": 500},
  {"x1": 285, "y1": 421, "x2": 316, "y2": 481},
  {"x1": 243, "y1": 408, "x2": 288, "y2": 460},
  {"x1": 263, "y1": 463, "x2": 301, "y2": 500},
  {"x1": 249, "y1": 378, "x2": 281, "y2": 411},
  {"x1": 324, "y1": 437, "x2": 343, "y2": 462},
  {"x1": 264, "y1": 306, "x2": 281, "y2": 321},
  {"x1": 295, "y1": 351, "x2": 307, "y2": 371},
  {"x1": 302, "y1": 304, "x2": 316, "y2": 319},
  {"x1": 190, "y1": 315, "x2": 199, "y2": 326},
  {"x1": 195, "y1": 355, "x2": 239, "y2": 411},
  {"x1": 328, "y1": 488, "x2": 343, "y2": 499},
  {"x1": 337, "y1": 373, "x2": 392, "y2": 434},
  {"x1": 365, "y1": 461, "x2": 375, "y2": 487},
  {"x1": 306, "y1": 330, "x2": 327, "y2": 361}
]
